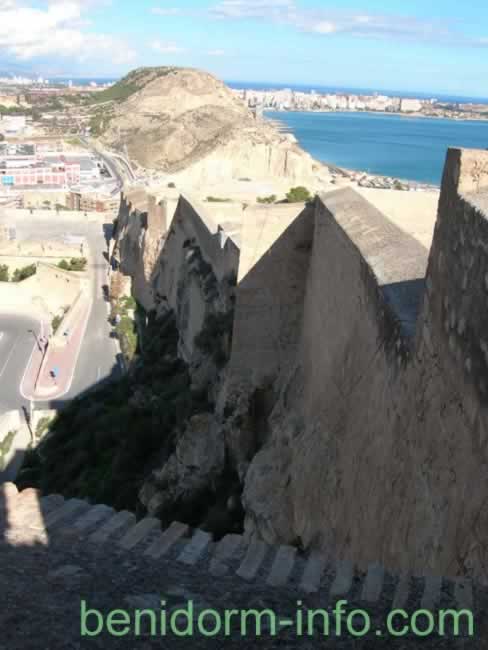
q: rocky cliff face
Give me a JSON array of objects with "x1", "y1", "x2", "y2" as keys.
[
  {"x1": 114, "y1": 149, "x2": 488, "y2": 582},
  {"x1": 98, "y1": 67, "x2": 320, "y2": 184}
]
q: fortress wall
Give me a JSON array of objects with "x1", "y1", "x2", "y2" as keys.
[
  {"x1": 229, "y1": 203, "x2": 314, "y2": 386},
  {"x1": 243, "y1": 169, "x2": 488, "y2": 580},
  {"x1": 421, "y1": 148, "x2": 488, "y2": 404},
  {"x1": 155, "y1": 195, "x2": 240, "y2": 361},
  {"x1": 176, "y1": 195, "x2": 240, "y2": 283}
]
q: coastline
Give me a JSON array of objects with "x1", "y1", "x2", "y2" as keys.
[
  {"x1": 266, "y1": 113, "x2": 441, "y2": 193},
  {"x1": 266, "y1": 108, "x2": 488, "y2": 124}
]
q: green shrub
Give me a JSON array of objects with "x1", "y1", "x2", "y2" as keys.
[
  {"x1": 13, "y1": 264, "x2": 36, "y2": 282},
  {"x1": 52, "y1": 314, "x2": 63, "y2": 333},
  {"x1": 0, "y1": 431, "x2": 16, "y2": 470},
  {"x1": 206, "y1": 196, "x2": 232, "y2": 203},
  {"x1": 57, "y1": 259, "x2": 70, "y2": 271},
  {"x1": 0, "y1": 264, "x2": 9, "y2": 282},
  {"x1": 286, "y1": 186, "x2": 312, "y2": 203},
  {"x1": 257, "y1": 194, "x2": 277, "y2": 204}
]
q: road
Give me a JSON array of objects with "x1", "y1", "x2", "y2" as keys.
[
  {"x1": 0, "y1": 209, "x2": 122, "y2": 413},
  {"x1": 80, "y1": 136, "x2": 136, "y2": 185},
  {"x1": 0, "y1": 314, "x2": 42, "y2": 414}
]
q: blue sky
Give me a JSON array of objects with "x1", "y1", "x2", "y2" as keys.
[{"x1": 1, "y1": 1, "x2": 488, "y2": 97}]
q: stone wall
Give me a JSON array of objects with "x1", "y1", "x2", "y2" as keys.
[
  {"x1": 113, "y1": 150, "x2": 488, "y2": 581},
  {"x1": 240, "y1": 148, "x2": 488, "y2": 582},
  {"x1": 115, "y1": 189, "x2": 239, "y2": 362}
]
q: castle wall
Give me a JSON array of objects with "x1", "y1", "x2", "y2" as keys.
[
  {"x1": 242, "y1": 152, "x2": 488, "y2": 581},
  {"x1": 229, "y1": 203, "x2": 314, "y2": 386}
]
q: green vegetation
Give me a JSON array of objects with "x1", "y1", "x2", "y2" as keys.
[
  {"x1": 112, "y1": 295, "x2": 139, "y2": 363},
  {"x1": 0, "y1": 105, "x2": 31, "y2": 116},
  {"x1": 194, "y1": 310, "x2": 234, "y2": 367},
  {"x1": 257, "y1": 194, "x2": 277, "y2": 204},
  {"x1": 206, "y1": 196, "x2": 232, "y2": 203},
  {"x1": 0, "y1": 264, "x2": 9, "y2": 282},
  {"x1": 18, "y1": 311, "x2": 212, "y2": 510},
  {"x1": 58, "y1": 257, "x2": 87, "y2": 272},
  {"x1": 90, "y1": 67, "x2": 178, "y2": 105},
  {"x1": 13, "y1": 264, "x2": 36, "y2": 282},
  {"x1": 35, "y1": 417, "x2": 52, "y2": 440},
  {"x1": 286, "y1": 186, "x2": 312, "y2": 203},
  {"x1": 0, "y1": 431, "x2": 16, "y2": 471},
  {"x1": 51, "y1": 314, "x2": 63, "y2": 334}
]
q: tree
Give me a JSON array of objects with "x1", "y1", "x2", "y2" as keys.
[
  {"x1": 257, "y1": 195, "x2": 277, "y2": 204},
  {"x1": 0, "y1": 264, "x2": 9, "y2": 282},
  {"x1": 286, "y1": 186, "x2": 312, "y2": 203},
  {"x1": 58, "y1": 259, "x2": 70, "y2": 271},
  {"x1": 13, "y1": 264, "x2": 36, "y2": 282},
  {"x1": 69, "y1": 257, "x2": 87, "y2": 272}
]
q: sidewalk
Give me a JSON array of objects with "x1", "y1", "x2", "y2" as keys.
[{"x1": 21, "y1": 296, "x2": 92, "y2": 401}]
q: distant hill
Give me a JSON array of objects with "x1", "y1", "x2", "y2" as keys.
[{"x1": 93, "y1": 66, "x2": 322, "y2": 184}]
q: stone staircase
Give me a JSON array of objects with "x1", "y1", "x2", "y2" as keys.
[{"x1": 0, "y1": 483, "x2": 479, "y2": 617}]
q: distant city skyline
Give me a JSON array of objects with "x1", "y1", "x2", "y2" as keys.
[{"x1": 1, "y1": 1, "x2": 488, "y2": 98}]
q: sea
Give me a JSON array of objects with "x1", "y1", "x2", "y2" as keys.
[
  {"x1": 58, "y1": 77, "x2": 488, "y2": 185},
  {"x1": 264, "y1": 111, "x2": 488, "y2": 186}
]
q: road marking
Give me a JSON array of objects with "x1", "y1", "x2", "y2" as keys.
[{"x1": 0, "y1": 334, "x2": 20, "y2": 380}]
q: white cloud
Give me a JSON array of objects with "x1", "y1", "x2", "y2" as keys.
[
  {"x1": 207, "y1": 49, "x2": 226, "y2": 56},
  {"x1": 0, "y1": 1, "x2": 136, "y2": 64},
  {"x1": 151, "y1": 7, "x2": 181, "y2": 16},
  {"x1": 211, "y1": 0, "x2": 295, "y2": 20},
  {"x1": 208, "y1": 0, "x2": 488, "y2": 47},
  {"x1": 151, "y1": 40, "x2": 186, "y2": 54}
]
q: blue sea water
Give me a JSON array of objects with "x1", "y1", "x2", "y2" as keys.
[{"x1": 265, "y1": 111, "x2": 488, "y2": 186}]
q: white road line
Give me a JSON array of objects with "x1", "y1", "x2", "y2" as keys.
[
  {"x1": 19, "y1": 319, "x2": 45, "y2": 401},
  {"x1": 0, "y1": 335, "x2": 20, "y2": 380}
]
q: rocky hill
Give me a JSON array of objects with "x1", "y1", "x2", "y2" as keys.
[{"x1": 95, "y1": 66, "x2": 321, "y2": 184}]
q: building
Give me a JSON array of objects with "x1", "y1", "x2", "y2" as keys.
[
  {"x1": 400, "y1": 98, "x2": 423, "y2": 113},
  {"x1": 0, "y1": 160, "x2": 80, "y2": 188},
  {"x1": 68, "y1": 189, "x2": 119, "y2": 213},
  {"x1": 0, "y1": 114, "x2": 27, "y2": 135}
]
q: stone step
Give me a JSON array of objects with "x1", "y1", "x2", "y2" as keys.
[
  {"x1": 300, "y1": 551, "x2": 326, "y2": 594},
  {"x1": 118, "y1": 517, "x2": 161, "y2": 551},
  {"x1": 330, "y1": 560, "x2": 354, "y2": 597},
  {"x1": 89, "y1": 510, "x2": 136, "y2": 545},
  {"x1": 177, "y1": 529, "x2": 212, "y2": 566},
  {"x1": 144, "y1": 521, "x2": 190, "y2": 560},
  {"x1": 454, "y1": 578, "x2": 473, "y2": 611},
  {"x1": 392, "y1": 573, "x2": 411, "y2": 610},
  {"x1": 44, "y1": 498, "x2": 88, "y2": 529},
  {"x1": 71, "y1": 504, "x2": 115, "y2": 533},
  {"x1": 421, "y1": 575, "x2": 443, "y2": 611},
  {"x1": 267, "y1": 545, "x2": 297, "y2": 587},
  {"x1": 41, "y1": 494, "x2": 65, "y2": 512},
  {"x1": 236, "y1": 539, "x2": 268, "y2": 581},
  {"x1": 361, "y1": 562, "x2": 385, "y2": 603},
  {"x1": 210, "y1": 534, "x2": 243, "y2": 577},
  {"x1": 17, "y1": 487, "x2": 41, "y2": 502}
]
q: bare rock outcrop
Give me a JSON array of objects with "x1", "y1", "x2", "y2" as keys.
[
  {"x1": 140, "y1": 413, "x2": 225, "y2": 522},
  {"x1": 98, "y1": 67, "x2": 320, "y2": 184}
]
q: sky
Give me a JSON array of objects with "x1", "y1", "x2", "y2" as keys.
[{"x1": 1, "y1": 0, "x2": 488, "y2": 97}]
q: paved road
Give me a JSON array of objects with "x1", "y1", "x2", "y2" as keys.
[
  {"x1": 0, "y1": 313, "x2": 42, "y2": 414},
  {"x1": 0, "y1": 210, "x2": 122, "y2": 413}
]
